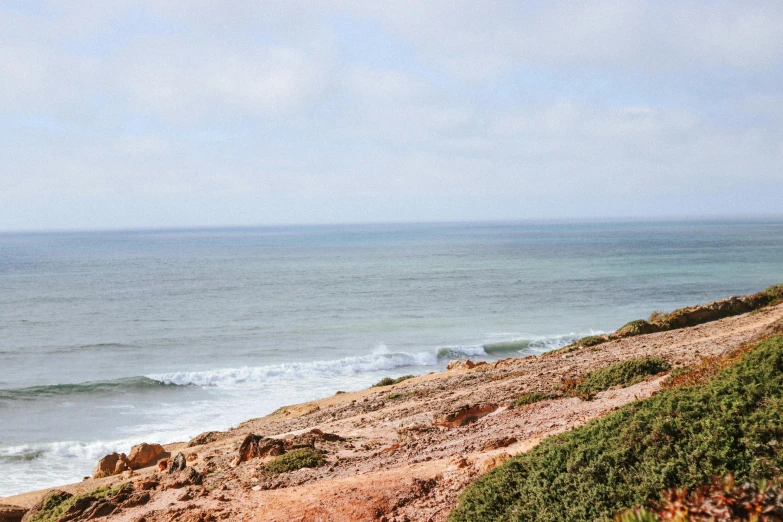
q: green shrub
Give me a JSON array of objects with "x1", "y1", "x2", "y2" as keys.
[
  {"x1": 448, "y1": 336, "x2": 783, "y2": 522},
  {"x1": 577, "y1": 335, "x2": 608, "y2": 347},
  {"x1": 570, "y1": 357, "x2": 671, "y2": 396},
  {"x1": 615, "y1": 319, "x2": 659, "y2": 337},
  {"x1": 372, "y1": 375, "x2": 414, "y2": 387},
  {"x1": 265, "y1": 448, "x2": 325, "y2": 474},
  {"x1": 513, "y1": 392, "x2": 551, "y2": 408}
]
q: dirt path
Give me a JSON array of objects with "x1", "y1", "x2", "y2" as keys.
[{"x1": 5, "y1": 304, "x2": 783, "y2": 522}]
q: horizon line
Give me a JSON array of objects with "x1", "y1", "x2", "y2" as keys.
[{"x1": 2, "y1": 213, "x2": 783, "y2": 235}]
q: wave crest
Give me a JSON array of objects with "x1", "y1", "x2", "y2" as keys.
[
  {"x1": 0, "y1": 377, "x2": 168, "y2": 402},
  {"x1": 147, "y1": 351, "x2": 438, "y2": 387}
]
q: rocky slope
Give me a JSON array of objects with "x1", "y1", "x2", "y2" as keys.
[{"x1": 3, "y1": 301, "x2": 783, "y2": 522}]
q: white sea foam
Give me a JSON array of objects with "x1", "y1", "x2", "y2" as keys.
[
  {"x1": 147, "y1": 350, "x2": 439, "y2": 388},
  {"x1": 146, "y1": 332, "x2": 600, "y2": 388}
]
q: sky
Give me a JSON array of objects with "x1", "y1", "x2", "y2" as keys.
[{"x1": 1, "y1": 1, "x2": 782, "y2": 231}]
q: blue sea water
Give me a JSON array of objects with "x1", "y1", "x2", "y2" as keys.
[{"x1": 1, "y1": 219, "x2": 782, "y2": 496}]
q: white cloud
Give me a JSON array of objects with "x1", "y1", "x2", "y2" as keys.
[
  {"x1": 0, "y1": 1, "x2": 782, "y2": 229},
  {"x1": 120, "y1": 44, "x2": 327, "y2": 120}
]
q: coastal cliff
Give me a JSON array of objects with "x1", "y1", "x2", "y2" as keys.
[{"x1": 4, "y1": 289, "x2": 783, "y2": 522}]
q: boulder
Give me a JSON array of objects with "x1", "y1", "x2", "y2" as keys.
[
  {"x1": 234, "y1": 434, "x2": 285, "y2": 465},
  {"x1": 0, "y1": 504, "x2": 26, "y2": 522},
  {"x1": 169, "y1": 452, "x2": 187, "y2": 473},
  {"x1": 128, "y1": 443, "x2": 167, "y2": 469},
  {"x1": 92, "y1": 452, "x2": 130, "y2": 479}
]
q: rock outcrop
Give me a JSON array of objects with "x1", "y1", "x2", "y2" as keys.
[
  {"x1": 434, "y1": 403, "x2": 498, "y2": 428},
  {"x1": 0, "y1": 504, "x2": 26, "y2": 522},
  {"x1": 127, "y1": 443, "x2": 167, "y2": 469},
  {"x1": 234, "y1": 434, "x2": 285, "y2": 465},
  {"x1": 21, "y1": 486, "x2": 149, "y2": 522},
  {"x1": 92, "y1": 452, "x2": 131, "y2": 479},
  {"x1": 169, "y1": 452, "x2": 187, "y2": 473},
  {"x1": 446, "y1": 359, "x2": 486, "y2": 371},
  {"x1": 187, "y1": 431, "x2": 225, "y2": 447},
  {"x1": 21, "y1": 491, "x2": 71, "y2": 522},
  {"x1": 284, "y1": 429, "x2": 344, "y2": 451}
]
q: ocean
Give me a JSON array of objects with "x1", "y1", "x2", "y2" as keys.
[{"x1": 1, "y1": 219, "x2": 782, "y2": 496}]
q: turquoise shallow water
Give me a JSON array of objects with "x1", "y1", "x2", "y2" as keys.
[{"x1": 1, "y1": 219, "x2": 782, "y2": 496}]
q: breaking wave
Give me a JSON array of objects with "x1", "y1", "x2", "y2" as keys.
[
  {"x1": 147, "y1": 350, "x2": 438, "y2": 387},
  {"x1": 0, "y1": 376, "x2": 170, "y2": 403},
  {"x1": 0, "y1": 438, "x2": 132, "y2": 465},
  {"x1": 1, "y1": 332, "x2": 600, "y2": 397},
  {"x1": 149, "y1": 332, "x2": 597, "y2": 388}
]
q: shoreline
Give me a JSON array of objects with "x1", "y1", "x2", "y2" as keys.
[{"x1": 3, "y1": 290, "x2": 783, "y2": 521}]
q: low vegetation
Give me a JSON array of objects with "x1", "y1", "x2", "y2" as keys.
[
  {"x1": 568, "y1": 356, "x2": 671, "y2": 396},
  {"x1": 515, "y1": 357, "x2": 669, "y2": 406},
  {"x1": 449, "y1": 335, "x2": 783, "y2": 522},
  {"x1": 612, "y1": 476, "x2": 783, "y2": 521},
  {"x1": 27, "y1": 484, "x2": 130, "y2": 522},
  {"x1": 556, "y1": 284, "x2": 783, "y2": 353},
  {"x1": 575, "y1": 335, "x2": 608, "y2": 347},
  {"x1": 372, "y1": 375, "x2": 414, "y2": 387},
  {"x1": 265, "y1": 448, "x2": 326, "y2": 474},
  {"x1": 512, "y1": 392, "x2": 552, "y2": 408}
]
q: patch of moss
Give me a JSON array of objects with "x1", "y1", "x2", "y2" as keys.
[
  {"x1": 577, "y1": 335, "x2": 608, "y2": 347},
  {"x1": 372, "y1": 375, "x2": 414, "y2": 387},
  {"x1": 27, "y1": 484, "x2": 130, "y2": 522},
  {"x1": 448, "y1": 336, "x2": 783, "y2": 522},
  {"x1": 265, "y1": 448, "x2": 326, "y2": 474},
  {"x1": 615, "y1": 319, "x2": 659, "y2": 337},
  {"x1": 568, "y1": 356, "x2": 671, "y2": 396},
  {"x1": 513, "y1": 392, "x2": 552, "y2": 408}
]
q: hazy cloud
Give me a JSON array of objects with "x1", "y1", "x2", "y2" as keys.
[{"x1": 0, "y1": 1, "x2": 781, "y2": 230}]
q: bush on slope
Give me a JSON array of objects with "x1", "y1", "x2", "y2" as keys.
[{"x1": 449, "y1": 336, "x2": 783, "y2": 522}]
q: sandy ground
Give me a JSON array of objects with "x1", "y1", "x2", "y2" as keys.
[{"x1": 4, "y1": 303, "x2": 783, "y2": 522}]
